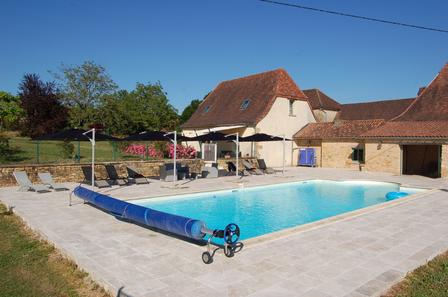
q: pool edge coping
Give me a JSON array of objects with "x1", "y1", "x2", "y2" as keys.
[{"x1": 242, "y1": 188, "x2": 438, "y2": 248}]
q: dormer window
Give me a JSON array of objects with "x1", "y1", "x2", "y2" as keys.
[
  {"x1": 240, "y1": 99, "x2": 251, "y2": 110},
  {"x1": 203, "y1": 106, "x2": 211, "y2": 113},
  {"x1": 289, "y1": 99, "x2": 295, "y2": 116}
]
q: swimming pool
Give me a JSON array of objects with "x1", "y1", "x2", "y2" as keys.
[{"x1": 131, "y1": 180, "x2": 425, "y2": 241}]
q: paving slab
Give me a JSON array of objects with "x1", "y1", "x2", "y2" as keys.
[{"x1": 1, "y1": 167, "x2": 448, "y2": 297}]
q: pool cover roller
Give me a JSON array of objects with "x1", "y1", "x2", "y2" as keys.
[{"x1": 73, "y1": 186, "x2": 206, "y2": 240}]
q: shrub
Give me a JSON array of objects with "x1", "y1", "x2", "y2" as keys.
[
  {"x1": 166, "y1": 143, "x2": 196, "y2": 159},
  {"x1": 58, "y1": 141, "x2": 74, "y2": 159}
]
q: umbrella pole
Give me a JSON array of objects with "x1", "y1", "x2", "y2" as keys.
[
  {"x1": 282, "y1": 135, "x2": 285, "y2": 175},
  {"x1": 83, "y1": 128, "x2": 96, "y2": 190},
  {"x1": 173, "y1": 132, "x2": 177, "y2": 185},
  {"x1": 92, "y1": 129, "x2": 95, "y2": 189},
  {"x1": 164, "y1": 131, "x2": 177, "y2": 186},
  {"x1": 236, "y1": 133, "x2": 239, "y2": 178}
]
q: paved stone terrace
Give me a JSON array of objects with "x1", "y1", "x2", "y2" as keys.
[{"x1": 1, "y1": 167, "x2": 448, "y2": 297}]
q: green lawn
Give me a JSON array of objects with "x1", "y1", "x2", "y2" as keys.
[
  {"x1": 0, "y1": 203, "x2": 110, "y2": 297},
  {"x1": 2, "y1": 136, "x2": 141, "y2": 164},
  {"x1": 383, "y1": 251, "x2": 448, "y2": 297}
]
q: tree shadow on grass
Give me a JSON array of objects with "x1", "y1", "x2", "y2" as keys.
[{"x1": 0, "y1": 146, "x2": 29, "y2": 163}]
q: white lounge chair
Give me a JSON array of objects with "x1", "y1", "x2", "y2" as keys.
[
  {"x1": 13, "y1": 171, "x2": 51, "y2": 193},
  {"x1": 38, "y1": 172, "x2": 69, "y2": 191}
]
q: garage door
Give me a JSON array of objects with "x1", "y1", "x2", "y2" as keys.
[{"x1": 402, "y1": 145, "x2": 441, "y2": 178}]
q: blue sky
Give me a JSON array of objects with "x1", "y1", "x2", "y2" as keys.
[{"x1": 1, "y1": 0, "x2": 447, "y2": 111}]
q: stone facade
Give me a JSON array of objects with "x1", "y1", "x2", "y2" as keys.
[
  {"x1": 294, "y1": 140, "x2": 322, "y2": 167},
  {"x1": 441, "y1": 144, "x2": 448, "y2": 178},
  {"x1": 295, "y1": 140, "x2": 404, "y2": 174},
  {"x1": 321, "y1": 141, "x2": 361, "y2": 170},
  {"x1": 364, "y1": 142, "x2": 401, "y2": 175}
]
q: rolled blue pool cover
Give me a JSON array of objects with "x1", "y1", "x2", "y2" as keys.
[
  {"x1": 385, "y1": 191, "x2": 409, "y2": 200},
  {"x1": 73, "y1": 186, "x2": 206, "y2": 240}
]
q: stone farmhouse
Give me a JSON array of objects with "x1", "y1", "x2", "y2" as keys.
[{"x1": 182, "y1": 64, "x2": 448, "y2": 178}]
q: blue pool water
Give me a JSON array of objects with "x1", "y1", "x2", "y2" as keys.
[{"x1": 132, "y1": 180, "x2": 424, "y2": 241}]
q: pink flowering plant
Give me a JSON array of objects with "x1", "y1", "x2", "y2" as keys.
[
  {"x1": 166, "y1": 143, "x2": 196, "y2": 159},
  {"x1": 123, "y1": 143, "x2": 196, "y2": 159},
  {"x1": 123, "y1": 144, "x2": 163, "y2": 159}
]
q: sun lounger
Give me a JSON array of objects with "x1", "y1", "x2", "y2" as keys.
[
  {"x1": 81, "y1": 166, "x2": 111, "y2": 188},
  {"x1": 104, "y1": 164, "x2": 128, "y2": 186},
  {"x1": 242, "y1": 160, "x2": 264, "y2": 175},
  {"x1": 257, "y1": 159, "x2": 275, "y2": 174},
  {"x1": 13, "y1": 171, "x2": 51, "y2": 193},
  {"x1": 126, "y1": 166, "x2": 149, "y2": 184},
  {"x1": 37, "y1": 172, "x2": 69, "y2": 191}
]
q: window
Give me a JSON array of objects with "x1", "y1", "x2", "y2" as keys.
[
  {"x1": 289, "y1": 99, "x2": 294, "y2": 116},
  {"x1": 352, "y1": 148, "x2": 365, "y2": 163},
  {"x1": 240, "y1": 99, "x2": 250, "y2": 110},
  {"x1": 203, "y1": 106, "x2": 210, "y2": 113}
]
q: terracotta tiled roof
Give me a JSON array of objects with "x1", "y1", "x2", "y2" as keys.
[
  {"x1": 303, "y1": 89, "x2": 341, "y2": 111},
  {"x1": 293, "y1": 120, "x2": 385, "y2": 140},
  {"x1": 337, "y1": 98, "x2": 415, "y2": 121},
  {"x1": 392, "y1": 64, "x2": 448, "y2": 121},
  {"x1": 361, "y1": 121, "x2": 448, "y2": 138},
  {"x1": 182, "y1": 69, "x2": 308, "y2": 129},
  {"x1": 362, "y1": 63, "x2": 448, "y2": 138}
]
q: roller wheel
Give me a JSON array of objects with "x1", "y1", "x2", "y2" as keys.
[
  {"x1": 202, "y1": 251, "x2": 213, "y2": 264},
  {"x1": 224, "y1": 223, "x2": 240, "y2": 245},
  {"x1": 224, "y1": 246, "x2": 235, "y2": 258}
]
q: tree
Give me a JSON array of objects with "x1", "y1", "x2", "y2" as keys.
[
  {"x1": 98, "y1": 82, "x2": 179, "y2": 135},
  {"x1": 180, "y1": 99, "x2": 202, "y2": 124},
  {"x1": 54, "y1": 61, "x2": 117, "y2": 127},
  {"x1": 19, "y1": 74, "x2": 68, "y2": 137},
  {"x1": 0, "y1": 91, "x2": 23, "y2": 131}
]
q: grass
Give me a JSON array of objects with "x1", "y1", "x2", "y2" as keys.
[
  {"x1": 2, "y1": 136, "x2": 141, "y2": 164},
  {"x1": 383, "y1": 251, "x2": 448, "y2": 297},
  {"x1": 0, "y1": 203, "x2": 111, "y2": 297}
]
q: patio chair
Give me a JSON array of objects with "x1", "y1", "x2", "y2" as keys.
[
  {"x1": 37, "y1": 172, "x2": 69, "y2": 191},
  {"x1": 81, "y1": 166, "x2": 111, "y2": 188},
  {"x1": 242, "y1": 160, "x2": 264, "y2": 175},
  {"x1": 13, "y1": 171, "x2": 51, "y2": 193},
  {"x1": 257, "y1": 159, "x2": 275, "y2": 174},
  {"x1": 104, "y1": 164, "x2": 128, "y2": 186},
  {"x1": 159, "y1": 163, "x2": 190, "y2": 181},
  {"x1": 126, "y1": 166, "x2": 149, "y2": 184}
]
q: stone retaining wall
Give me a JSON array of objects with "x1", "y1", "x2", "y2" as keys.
[
  {"x1": 0, "y1": 159, "x2": 203, "y2": 187},
  {"x1": 0, "y1": 158, "x2": 259, "y2": 187}
]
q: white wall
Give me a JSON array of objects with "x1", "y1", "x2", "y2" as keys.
[{"x1": 255, "y1": 97, "x2": 316, "y2": 167}]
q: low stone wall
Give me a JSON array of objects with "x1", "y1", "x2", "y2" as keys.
[
  {"x1": 0, "y1": 157, "x2": 260, "y2": 187},
  {"x1": 0, "y1": 159, "x2": 205, "y2": 187},
  {"x1": 215, "y1": 157, "x2": 258, "y2": 170}
]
